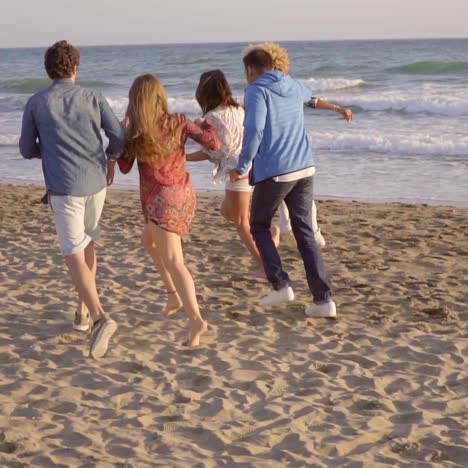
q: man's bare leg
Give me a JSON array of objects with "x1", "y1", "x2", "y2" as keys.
[
  {"x1": 76, "y1": 241, "x2": 97, "y2": 319},
  {"x1": 65, "y1": 243, "x2": 117, "y2": 359},
  {"x1": 65, "y1": 247, "x2": 105, "y2": 323}
]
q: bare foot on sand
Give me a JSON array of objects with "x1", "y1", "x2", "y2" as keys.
[
  {"x1": 163, "y1": 291, "x2": 183, "y2": 317},
  {"x1": 185, "y1": 319, "x2": 208, "y2": 347}
]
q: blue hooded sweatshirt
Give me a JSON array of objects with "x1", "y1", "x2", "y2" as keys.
[{"x1": 236, "y1": 70, "x2": 314, "y2": 185}]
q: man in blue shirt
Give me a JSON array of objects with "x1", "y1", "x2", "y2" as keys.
[
  {"x1": 231, "y1": 48, "x2": 352, "y2": 318},
  {"x1": 20, "y1": 41, "x2": 124, "y2": 358}
]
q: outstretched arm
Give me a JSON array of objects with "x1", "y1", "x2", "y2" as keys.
[
  {"x1": 305, "y1": 97, "x2": 353, "y2": 122},
  {"x1": 185, "y1": 118, "x2": 221, "y2": 152}
]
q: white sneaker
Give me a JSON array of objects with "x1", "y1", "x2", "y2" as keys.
[
  {"x1": 73, "y1": 312, "x2": 90, "y2": 332},
  {"x1": 259, "y1": 286, "x2": 295, "y2": 307},
  {"x1": 314, "y1": 229, "x2": 326, "y2": 248},
  {"x1": 305, "y1": 300, "x2": 336, "y2": 318}
]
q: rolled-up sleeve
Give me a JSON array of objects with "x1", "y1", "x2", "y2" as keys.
[
  {"x1": 19, "y1": 98, "x2": 41, "y2": 159},
  {"x1": 99, "y1": 94, "x2": 125, "y2": 160}
]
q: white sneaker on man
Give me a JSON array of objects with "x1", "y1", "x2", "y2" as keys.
[
  {"x1": 305, "y1": 300, "x2": 336, "y2": 318},
  {"x1": 314, "y1": 229, "x2": 326, "y2": 248},
  {"x1": 259, "y1": 286, "x2": 295, "y2": 307}
]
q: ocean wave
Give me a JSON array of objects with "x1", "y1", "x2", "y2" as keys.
[
  {"x1": 301, "y1": 78, "x2": 366, "y2": 92},
  {"x1": 0, "y1": 95, "x2": 29, "y2": 111},
  {"x1": 106, "y1": 96, "x2": 201, "y2": 116},
  {"x1": 392, "y1": 61, "x2": 468, "y2": 75},
  {"x1": 338, "y1": 91, "x2": 468, "y2": 116},
  {"x1": 3, "y1": 128, "x2": 467, "y2": 158},
  {"x1": 0, "y1": 78, "x2": 119, "y2": 94},
  {"x1": 0, "y1": 134, "x2": 19, "y2": 146},
  {"x1": 311, "y1": 131, "x2": 468, "y2": 157}
]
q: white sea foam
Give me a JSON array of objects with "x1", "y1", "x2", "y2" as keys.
[
  {"x1": 311, "y1": 130, "x2": 468, "y2": 157},
  {"x1": 0, "y1": 134, "x2": 19, "y2": 146},
  {"x1": 301, "y1": 78, "x2": 366, "y2": 92},
  {"x1": 4, "y1": 128, "x2": 466, "y2": 159},
  {"x1": 337, "y1": 93, "x2": 468, "y2": 116},
  {"x1": 106, "y1": 97, "x2": 201, "y2": 116}
]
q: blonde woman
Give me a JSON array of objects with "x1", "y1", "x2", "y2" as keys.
[
  {"x1": 248, "y1": 42, "x2": 353, "y2": 248},
  {"x1": 118, "y1": 74, "x2": 220, "y2": 346}
]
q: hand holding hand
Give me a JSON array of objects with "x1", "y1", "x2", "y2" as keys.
[
  {"x1": 229, "y1": 169, "x2": 243, "y2": 183},
  {"x1": 107, "y1": 160, "x2": 116, "y2": 186}
]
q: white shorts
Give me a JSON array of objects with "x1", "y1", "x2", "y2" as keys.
[
  {"x1": 49, "y1": 188, "x2": 107, "y2": 256},
  {"x1": 225, "y1": 177, "x2": 252, "y2": 192}
]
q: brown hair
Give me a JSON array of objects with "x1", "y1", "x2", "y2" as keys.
[
  {"x1": 242, "y1": 48, "x2": 273, "y2": 73},
  {"x1": 44, "y1": 40, "x2": 80, "y2": 80},
  {"x1": 195, "y1": 70, "x2": 239, "y2": 115},
  {"x1": 124, "y1": 74, "x2": 180, "y2": 164},
  {"x1": 245, "y1": 42, "x2": 290, "y2": 73}
]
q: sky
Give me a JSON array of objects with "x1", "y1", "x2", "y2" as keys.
[{"x1": 0, "y1": 0, "x2": 467, "y2": 48}]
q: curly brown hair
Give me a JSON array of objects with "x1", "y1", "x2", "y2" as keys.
[{"x1": 44, "y1": 40, "x2": 80, "y2": 80}]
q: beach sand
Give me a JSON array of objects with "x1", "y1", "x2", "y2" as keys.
[{"x1": 0, "y1": 184, "x2": 466, "y2": 467}]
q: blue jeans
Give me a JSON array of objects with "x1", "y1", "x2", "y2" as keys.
[{"x1": 250, "y1": 176, "x2": 332, "y2": 303}]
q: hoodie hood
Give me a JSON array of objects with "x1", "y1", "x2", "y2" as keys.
[{"x1": 252, "y1": 70, "x2": 297, "y2": 97}]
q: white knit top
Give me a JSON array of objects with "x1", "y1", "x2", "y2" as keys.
[{"x1": 204, "y1": 105, "x2": 247, "y2": 184}]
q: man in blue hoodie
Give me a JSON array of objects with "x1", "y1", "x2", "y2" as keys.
[{"x1": 230, "y1": 48, "x2": 352, "y2": 317}]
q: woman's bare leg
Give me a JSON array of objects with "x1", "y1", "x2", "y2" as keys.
[
  {"x1": 148, "y1": 222, "x2": 207, "y2": 346},
  {"x1": 222, "y1": 190, "x2": 280, "y2": 268},
  {"x1": 142, "y1": 224, "x2": 182, "y2": 316},
  {"x1": 222, "y1": 190, "x2": 264, "y2": 267}
]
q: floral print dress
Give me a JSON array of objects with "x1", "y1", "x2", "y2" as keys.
[{"x1": 118, "y1": 114, "x2": 220, "y2": 236}]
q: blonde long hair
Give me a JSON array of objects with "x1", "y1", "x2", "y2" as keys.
[
  {"x1": 124, "y1": 74, "x2": 180, "y2": 164},
  {"x1": 244, "y1": 42, "x2": 290, "y2": 73}
]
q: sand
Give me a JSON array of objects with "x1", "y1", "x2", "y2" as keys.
[{"x1": 0, "y1": 184, "x2": 466, "y2": 467}]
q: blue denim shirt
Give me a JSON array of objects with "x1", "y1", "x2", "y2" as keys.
[{"x1": 19, "y1": 79, "x2": 125, "y2": 196}]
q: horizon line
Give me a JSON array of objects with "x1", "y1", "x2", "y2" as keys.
[{"x1": 1, "y1": 36, "x2": 468, "y2": 50}]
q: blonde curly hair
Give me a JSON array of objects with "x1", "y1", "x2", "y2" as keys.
[{"x1": 244, "y1": 42, "x2": 290, "y2": 73}]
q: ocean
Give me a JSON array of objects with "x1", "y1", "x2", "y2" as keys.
[{"x1": 1, "y1": 39, "x2": 467, "y2": 206}]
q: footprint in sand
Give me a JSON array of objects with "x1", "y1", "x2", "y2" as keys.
[{"x1": 268, "y1": 379, "x2": 289, "y2": 397}]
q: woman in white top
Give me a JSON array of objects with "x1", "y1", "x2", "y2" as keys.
[{"x1": 187, "y1": 70, "x2": 278, "y2": 272}]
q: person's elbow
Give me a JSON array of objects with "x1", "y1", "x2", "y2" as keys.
[
  {"x1": 105, "y1": 125, "x2": 126, "y2": 159},
  {"x1": 19, "y1": 139, "x2": 40, "y2": 159},
  {"x1": 106, "y1": 138, "x2": 125, "y2": 161}
]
